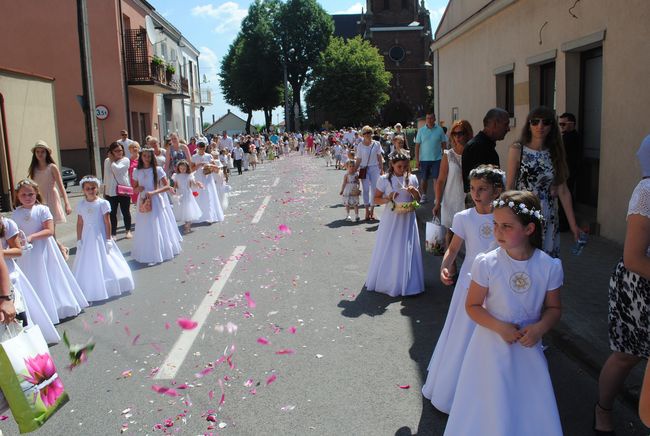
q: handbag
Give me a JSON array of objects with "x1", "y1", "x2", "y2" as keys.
[
  {"x1": 111, "y1": 166, "x2": 134, "y2": 197},
  {"x1": 358, "y1": 143, "x2": 375, "y2": 180},
  {"x1": 0, "y1": 323, "x2": 69, "y2": 433},
  {"x1": 139, "y1": 195, "x2": 152, "y2": 213},
  {"x1": 425, "y1": 217, "x2": 446, "y2": 255}
]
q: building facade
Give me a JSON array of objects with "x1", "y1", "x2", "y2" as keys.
[
  {"x1": 204, "y1": 110, "x2": 258, "y2": 138},
  {"x1": 431, "y1": 0, "x2": 650, "y2": 243}
]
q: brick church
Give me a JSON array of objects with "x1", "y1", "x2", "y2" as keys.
[{"x1": 332, "y1": 0, "x2": 433, "y2": 126}]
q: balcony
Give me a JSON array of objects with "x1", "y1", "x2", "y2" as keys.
[
  {"x1": 123, "y1": 29, "x2": 180, "y2": 95},
  {"x1": 200, "y1": 88, "x2": 213, "y2": 106}
]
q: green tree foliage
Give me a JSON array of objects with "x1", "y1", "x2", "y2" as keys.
[
  {"x1": 306, "y1": 36, "x2": 391, "y2": 127},
  {"x1": 275, "y1": 0, "x2": 333, "y2": 130},
  {"x1": 219, "y1": 0, "x2": 283, "y2": 133}
]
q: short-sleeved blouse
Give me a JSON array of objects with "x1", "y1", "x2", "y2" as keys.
[
  {"x1": 356, "y1": 141, "x2": 382, "y2": 168},
  {"x1": 628, "y1": 178, "x2": 650, "y2": 256},
  {"x1": 132, "y1": 167, "x2": 167, "y2": 191}
]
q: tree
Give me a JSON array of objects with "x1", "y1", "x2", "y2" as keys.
[
  {"x1": 275, "y1": 0, "x2": 333, "y2": 131},
  {"x1": 306, "y1": 36, "x2": 391, "y2": 127},
  {"x1": 219, "y1": 35, "x2": 254, "y2": 132}
]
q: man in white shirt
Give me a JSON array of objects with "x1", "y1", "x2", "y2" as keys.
[
  {"x1": 217, "y1": 130, "x2": 234, "y2": 152},
  {"x1": 232, "y1": 141, "x2": 244, "y2": 175},
  {"x1": 116, "y1": 130, "x2": 134, "y2": 148},
  {"x1": 342, "y1": 127, "x2": 356, "y2": 146}
]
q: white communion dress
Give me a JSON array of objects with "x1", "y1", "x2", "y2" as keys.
[
  {"x1": 212, "y1": 171, "x2": 229, "y2": 211},
  {"x1": 191, "y1": 153, "x2": 224, "y2": 223},
  {"x1": 365, "y1": 173, "x2": 424, "y2": 296},
  {"x1": 72, "y1": 198, "x2": 134, "y2": 302},
  {"x1": 171, "y1": 172, "x2": 202, "y2": 223},
  {"x1": 422, "y1": 207, "x2": 496, "y2": 413},
  {"x1": 1, "y1": 217, "x2": 60, "y2": 343},
  {"x1": 445, "y1": 248, "x2": 563, "y2": 436},
  {"x1": 13, "y1": 205, "x2": 88, "y2": 320},
  {"x1": 132, "y1": 167, "x2": 182, "y2": 264}
]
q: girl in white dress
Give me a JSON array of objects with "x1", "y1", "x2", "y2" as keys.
[
  {"x1": 191, "y1": 143, "x2": 224, "y2": 224},
  {"x1": 212, "y1": 161, "x2": 230, "y2": 212},
  {"x1": 445, "y1": 190, "x2": 563, "y2": 436},
  {"x1": 365, "y1": 150, "x2": 424, "y2": 297},
  {"x1": 339, "y1": 160, "x2": 361, "y2": 221},
  {"x1": 1, "y1": 217, "x2": 60, "y2": 343},
  {"x1": 132, "y1": 149, "x2": 182, "y2": 265},
  {"x1": 171, "y1": 160, "x2": 203, "y2": 233},
  {"x1": 422, "y1": 165, "x2": 504, "y2": 413},
  {"x1": 73, "y1": 176, "x2": 134, "y2": 302},
  {"x1": 12, "y1": 179, "x2": 88, "y2": 321}
]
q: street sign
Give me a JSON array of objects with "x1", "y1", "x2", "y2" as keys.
[{"x1": 95, "y1": 104, "x2": 109, "y2": 120}]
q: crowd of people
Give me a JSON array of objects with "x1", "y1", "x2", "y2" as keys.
[{"x1": 0, "y1": 112, "x2": 648, "y2": 434}]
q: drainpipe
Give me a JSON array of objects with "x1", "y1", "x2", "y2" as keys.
[
  {"x1": 117, "y1": 0, "x2": 132, "y2": 136},
  {"x1": 77, "y1": 0, "x2": 101, "y2": 174}
]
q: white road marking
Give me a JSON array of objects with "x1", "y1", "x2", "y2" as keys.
[
  {"x1": 272, "y1": 177, "x2": 280, "y2": 187},
  {"x1": 251, "y1": 195, "x2": 271, "y2": 224},
  {"x1": 154, "y1": 245, "x2": 246, "y2": 380}
]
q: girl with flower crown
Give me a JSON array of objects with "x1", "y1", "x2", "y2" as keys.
[
  {"x1": 72, "y1": 176, "x2": 134, "y2": 302},
  {"x1": 364, "y1": 149, "x2": 423, "y2": 297},
  {"x1": 12, "y1": 179, "x2": 88, "y2": 322},
  {"x1": 445, "y1": 190, "x2": 563, "y2": 436},
  {"x1": 422, "y1": 164, "x2": 503, "y2": 413}
]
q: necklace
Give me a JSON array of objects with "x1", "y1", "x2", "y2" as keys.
[{"x1": 504, "y1": 250, "x2": 532, "y2": 294}]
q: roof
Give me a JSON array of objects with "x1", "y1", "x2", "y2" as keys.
[
  {"x1": 203, "y1": 111, "x2": 258, "y2": 133},
  {"x1": 332, "y1": 14, "x2": 362, "y2": 40}
]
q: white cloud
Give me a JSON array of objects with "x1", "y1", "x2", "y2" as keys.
[
  {"x1": 333, "y1": 2, "x2": 364, "y2": 14},
  {"x1": 191, "y1": 2, "x2": 247, "y2": 34},
  {"x1": 425, "y1": 3, "x2": 448, "y2": 30},
  {"x1": 199, "y1": 46, "x2": 220, "y2": 82}
]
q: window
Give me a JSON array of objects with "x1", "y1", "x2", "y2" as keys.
[
  {"x1": 539, "y1": 62, "x2": 556, "y2": 108},
  {"x1": 496, "y1": 72, "x2": 514, "y2": 117},
  {"x1": 384, "y1": 0, "x2": 390, "y2": 10}
]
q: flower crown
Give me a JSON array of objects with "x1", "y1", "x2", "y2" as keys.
[
  {"x1": 79, "y1": 176, "x2": 101, "y2": 187},
  {"x1": 492, "y1": 199, "x2": 545, "y2": 222}
]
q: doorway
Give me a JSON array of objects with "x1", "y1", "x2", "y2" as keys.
[{"x1": 575, "y1": 47, "x2": 602, "y2": 223}]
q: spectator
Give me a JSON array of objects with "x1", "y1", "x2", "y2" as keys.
[
  {"x1": 595, "y1": 135, "x2": 650, "y2": 434},
  {"x1": 415, "y1": 111, "x2": 447, "y2": 203},
  {"x1": 116, "y1": 129, "x2": 134, "y2": 149},
  {"x1": 461, "y1": 108, "x2": 510, "y2": 193},
  {"x1": 558, "y1": 112, "x2": 582, "y2": 231},
  {"x1": 217, "y1": 130, "x2": 233, "y2": 152}
]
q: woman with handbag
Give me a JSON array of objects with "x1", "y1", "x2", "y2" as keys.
[
  {"x1": 103, "y1": 142, "x2": 133, "y2": 239},
  {"x1": 594, "y1": 135, "x2": 650, "y2": 434},
  {"x1": 356, "y1": 125, "x2": 384, "y2": 221}
]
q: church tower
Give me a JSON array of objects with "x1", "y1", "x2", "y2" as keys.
[{"x1": 360, "y1": 0, "x2": 433, "y2": 125}]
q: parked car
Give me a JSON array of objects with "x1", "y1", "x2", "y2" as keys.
[{"x1": 61, "y1": 166, "x2": 77, "y2": 189}]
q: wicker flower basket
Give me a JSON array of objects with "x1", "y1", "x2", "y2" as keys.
[{"x1": 392, "y1": 202, "x2": 417, "y2": 214}]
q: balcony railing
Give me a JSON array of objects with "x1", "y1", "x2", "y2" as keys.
[
  {"x1": 123, "y1": 29, "x2": 176, "y2": 93},
  {"x1": 200, "y1": 88, "x2": 213, "y2": 105}
]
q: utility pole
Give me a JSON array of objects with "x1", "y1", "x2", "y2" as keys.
[{"x1": 77, "y1": 0, "x2": 101, "y2": 174}]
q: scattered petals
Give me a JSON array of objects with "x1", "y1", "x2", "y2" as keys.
[
  {"x1": 131, "y1": 334, "x2": 140, "y2": 346},
  {"x1": 288, "y1": 326, "x2": 297, "y2": 334},
  {"x1": 195, "y1": 366, "x2": 214, "y2": 378},
  {"x1": 398, "y1": 384, "x2": 410, "y2": 389},
  {"x1": 257, "y1": 337, "x2": 270, "y2": 345},
  {"x1": 244, "y1": 292, "x2": 256, "y2": 309},
  {"x1": 164, "y1": 322, "x2": 171, "y2": 330},
  {"x1": 120, "y1": 369, "x2": 133, "y2": 378},
  {"x1": 278, "y1": 224, "x2": 292, "y2": 235},
  {"x1": 275, "y1": 348, "x2": 295, "y2": 355},
  {"x1": 151, "y1": 385, "x2": 179, "y2": 397},
  {"x1": 266, "y1": 374, "x2": 277, "y2": 385},
  {"x1": 0, "y1": 415, "x2": 9, "y2": 421},
  {"x1": 176, "y1": 318, "x2": 198, "y2": 330}
]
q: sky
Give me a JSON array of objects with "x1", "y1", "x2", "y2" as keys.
[{"x1": 148, "y1": 0, "x2": 449, "y2": 127}]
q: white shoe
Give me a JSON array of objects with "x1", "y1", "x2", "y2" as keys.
[{"x1": 345, "y1": 216, "x2": 352, "y2": 221}]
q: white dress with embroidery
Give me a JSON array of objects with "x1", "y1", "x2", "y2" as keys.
[
  {"x1": 132, "y1": 167, "x2": 182, "y2": 264},
  {"x1": 440, "y1": 148, "x2": 465, "y2": 229},
  {"x1": 445, "y1": 248, "x2": 563, "y2": 436},
  {"x1": 1, "y1": 217, "x2": 60, "y2": 343},
  {"x1": 191, "y1": 153, "x2": 224, "y2": 223},
  {"x1": 365, "y1": 174, "x2": 424, "y2": 296},
  {"x1": 422, "y1": 207, "x2": 496, "y2": 412},
  {"x1": 72, "y1": 199, "x2": 134, "y2": 302},
  {"x1": 13, "y1": 205, "x2": 88, "y2": 320},
  {"x1": 171, "y1": 172, "x2": 202, "y2": 222}
]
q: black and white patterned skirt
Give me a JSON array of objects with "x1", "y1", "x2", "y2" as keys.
[{"x1": 608, "y1": 259, "x2": 650, "y2": 358}]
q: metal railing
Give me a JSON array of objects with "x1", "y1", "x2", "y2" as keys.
[{"x1": 200, "y1": 88, "x2": 212, "y2": 105}]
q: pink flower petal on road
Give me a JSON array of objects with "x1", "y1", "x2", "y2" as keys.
[
  {"x1": 266, "y1": 374, "x2": 277, "y2": 386},
  {"x1": 0, "y1": 415, "x2": 9, "y2": 421},
  {"x1": 398, "y1": 384, "x2": 410, "y2": 389},
  {"x1": 131, "y1": 334, "x2": 141, "y2": 346},
  {"x1": 257, "y1": 337, "x2": 270, "y2": 345},
  {"x1": 208, "y1": 390, "x2": 214, "y2": 401},
  {"x1": 151, "y1": 385, "x2": 179, "y2": 397},
  {"x1": 278, "y1": 224, "x2": 292, "y2": 235},
  {"x1": 218, "y1": 378, "x2": 226, "y2": 406},
  {"x1": 244, "y1": 378, "x2": 254, "y2": 387},
  {"x1": 275, "y1": 348, "x2": 295, "y2": 355},
  {"x1": 195, "y1": 366, "x2": 214, "y2": 378},
  {"x1": 164, "y1": 322, "x2": 171, "y2": 330},
  {"x1": 244, "y1": 292, "x2": 256, "y2": 309},
  {"x1": 124, "y1": 325, "x2": 131, "y2": 336},
  {"x1": 288, "y1": 326, "x2": 297, "y2": 334},
  {"x1": 177, "y1": 318, "x2": 198, "y2": 330}
]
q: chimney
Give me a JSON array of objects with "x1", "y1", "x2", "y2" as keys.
[
  {"x1": 212, "y1": 114, "x2": 215, "y2": 123},
  {"x1": 227, "y1": 109, "x2": 230, "y2": 113}
]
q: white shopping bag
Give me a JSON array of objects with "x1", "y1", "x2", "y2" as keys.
[{"x1": 425, "y1": 217, "x2": 445, "y2": 255}]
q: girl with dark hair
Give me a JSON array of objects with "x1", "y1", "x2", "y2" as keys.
[
  {"x1": 131, "y1": 149, "x2": 182, "y2": 266},
  {"x1": 364, "y1": 150, "x2": 423, "y2": 297},
  {"x1": 103, "y1": 141, "x2": 133, "y2": 239},
  {"x1": 506, "y1": 106, "x2": 579, "y2": 257},
  {"x1": 445, "y1": 190, "x2": 563, "y2": 435}
]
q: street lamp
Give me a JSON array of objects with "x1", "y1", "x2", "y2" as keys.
[{"x1": 283, "y1": 47, "x2": 295, "y2": 132}]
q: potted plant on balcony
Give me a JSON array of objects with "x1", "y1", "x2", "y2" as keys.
[
  {"x1": 165, "y1": 63, "x2": 176, "y2": 84},
  {"x1": 151, "y1": 56, "x2": 165, "y2": 81}
]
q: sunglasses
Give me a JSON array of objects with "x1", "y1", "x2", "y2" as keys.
[
  {"x1": 362, "y1": 132, "x2": 372, "y2": 136},
  {"x1": 451, "y1": 131, "x2": 464, "y2": 136},
  {"x1": 529, "y1": 118, "x2": 554, "y2": 127}
]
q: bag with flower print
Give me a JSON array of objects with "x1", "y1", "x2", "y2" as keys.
[{"x1": 0, "y1": 323, "x2": 69, "y2": 433}]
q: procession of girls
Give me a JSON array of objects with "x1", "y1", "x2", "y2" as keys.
[
  {"x1": 1, "y1": 136, "x2": 232, "y2": 345},
  {"x1": 361, "y1": 107, "x2": 594, "y2": 435}
]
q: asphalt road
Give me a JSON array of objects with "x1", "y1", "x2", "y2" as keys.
[{"x1": 1, "y1": 153, "x2": 646, "y2": 435}]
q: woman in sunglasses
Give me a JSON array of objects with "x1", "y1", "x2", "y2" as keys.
[{"x1": 506, "y1": 106, "x2": 580, "y2": 257}]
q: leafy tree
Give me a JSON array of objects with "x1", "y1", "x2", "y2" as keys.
[
  {"x1": 219, "y1": 35, "x2": 254, "y2": 132},
  {"x1": 306, "y1": 36, "x2": 391, "y2": 127},
  {"x1": 275, "y1": 0, "x2": 333, "y2": 131}
]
